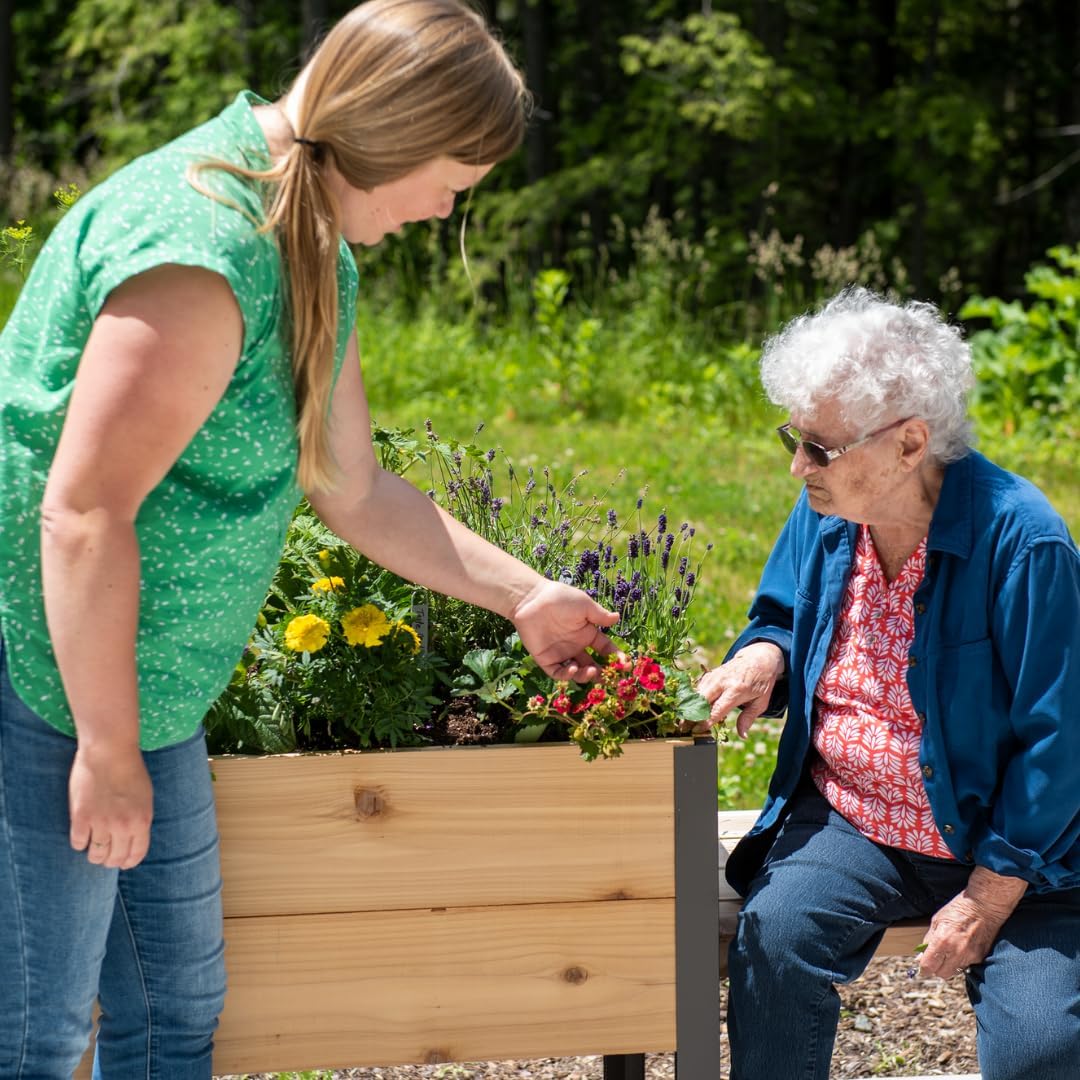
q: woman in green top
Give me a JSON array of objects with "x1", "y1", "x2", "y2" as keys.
[{"x1": 0, "y1": 2, "x2": 618, "y2": 1074}]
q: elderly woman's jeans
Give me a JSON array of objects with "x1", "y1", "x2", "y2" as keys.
[
  {"x1": 0, "y1": 638, "x2": 226, "y2": 1079},
  {"x1": 728, "y1": 789, "x2": 1080, "y2": 1080}
]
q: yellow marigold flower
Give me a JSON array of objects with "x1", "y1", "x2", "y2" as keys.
[
  {"x1": 284, "y1": 613, "x2": 330, "y2": 653},
  {"x1": 311, "y1": 576, "x2": 345, "y2": 592},
  {"x1": 392, "y1": 621, "x2": 422, "y2": 654},
  {"x1": 341, "y1": 604, "x2": 391, "y2": 647},
  {"x1": 316, "y1": 549, "x2": 331, "y2": 566}
]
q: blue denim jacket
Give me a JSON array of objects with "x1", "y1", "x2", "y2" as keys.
[{"x1": 725, "y1": 450, "x2": 1080, "y2": 896}]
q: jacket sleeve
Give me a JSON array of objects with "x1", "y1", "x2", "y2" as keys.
[
  {"x1": 724, "y1": 496, "x2": 809, "y2": 717},
  {"x1": 980, "y1": 536, "x2": 1080, "y2": 886}
]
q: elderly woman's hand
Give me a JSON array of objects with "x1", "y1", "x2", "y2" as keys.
[
  {"x1": 917, "y1": 867, "x2": 1028, "y2": 979},
  {"x1": 695, "y1": 641, "x2": 785, "y2": 738}
]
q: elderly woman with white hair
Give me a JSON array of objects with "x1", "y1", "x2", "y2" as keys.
[{"x1": 698, "y1": 286, "x2": 1080, "y2": 1080}]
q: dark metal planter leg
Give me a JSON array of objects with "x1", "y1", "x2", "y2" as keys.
[
  {"x1": 604, "y1": 739, "x2": 721, "y2": 1080},
  {"x1": 673, "y1": 737, "x2": 722, "y2": 1079},
  {"x1": 602, "y1": 1053, "x2": 646, "y2": 1080}
]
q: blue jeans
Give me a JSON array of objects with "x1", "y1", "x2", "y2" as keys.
[
  {"x1": 728, "y1": 789, "x2": 1080, "y2": 1080},
  {"x1": 0, "y1": 639, "x2": 226, "y2": 1079}
]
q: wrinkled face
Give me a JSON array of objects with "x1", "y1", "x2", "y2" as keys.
[
  {"x1": 786, "y1": 399, "x2": 911, "y2": 524},
  {"x1": 332, "y1": 157, "x2": 494, "y2": 246}
]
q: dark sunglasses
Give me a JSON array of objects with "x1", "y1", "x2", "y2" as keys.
[{"x1": 776, "y1": 416, "x2": 911, "y2": 468}]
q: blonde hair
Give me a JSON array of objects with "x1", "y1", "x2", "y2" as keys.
[{"x1": 196, "y1": 0, "x2": 527, "y2": 490}]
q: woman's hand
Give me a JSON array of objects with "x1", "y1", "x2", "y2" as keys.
[
  {"x1": 508, "y1": 580, "x2": 619, "y2": 682},
  {"x1": 695, "y1": 641, "x2": 785, "y2": 737},
  {"x1": 918, "y1": 867, "x2": 1027, "y2": 978},
  {"x1": 69, "y1": 742, "x2": 154, "y2": 870}
]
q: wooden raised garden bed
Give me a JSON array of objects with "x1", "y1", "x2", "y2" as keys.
[{"x1": 79, "y1": 737, "x2": 720, "y2": 1077}]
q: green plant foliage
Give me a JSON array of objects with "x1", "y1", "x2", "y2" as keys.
[
  {"x1": 960, "y1": 244, "x2": 1079, "y2": 460},
  {"x1": 0, "y1": 220, "x2": 35, "y2": 280},
  {"x1": 57, "y1": 0, "x2": 247, "y2": 165},
  {"x1": 205, "y1": 422, "x2": 713, "y2": 759},
  {"x1": 0, "y1": 184, "x2": 81, "y2": 282},
  {"x1": 204, "y1": 510, "x2": 443, "y2": 755},
  {"x1": 620, "y1": 11, "x2": 801, "y2": 140}
]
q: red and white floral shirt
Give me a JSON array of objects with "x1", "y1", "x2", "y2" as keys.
[{"x1": 811, "y1": 524, "x2": 954, "y2": 859}]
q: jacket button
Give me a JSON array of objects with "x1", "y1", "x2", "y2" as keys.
[
  {"x1": 916, "y1": 711, "x2": 926, "y2": 723},
  {"x1": 915, "y1": 602, "x2": 926, "y2": 615},
  {"x1": 908, "y1": 656, "x2": 918, "y2": 668},
  {"x1": 943, "y1": 824, "x2": 956, "y2": 834},
  {"x1": 965, "y1": 850, "x2": 974, "y2": 862},
  {"x1": 922, "y1": 764, "x2": 933, "y2": 779}
]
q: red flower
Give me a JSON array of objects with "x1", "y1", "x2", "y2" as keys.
[
  {"x1": 585, "y1": 685, "x2": 607, "y2": 706},
  {"x1": 551, "y1": 692, "x2": 572, "y2": 715},
  {"x1": 616, "y1": 678, "x2": 639, "y2": 702},
  {"x1": 528, "y1": 694, "x2": 546, "y2": 710},
  {"x1": 634, "y1": 657, "x2": 665, "y2": 691}
]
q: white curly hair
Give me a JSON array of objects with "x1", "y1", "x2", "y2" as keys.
[{"x1": 760, "y1": 286, "x2": 975, "y2": 464}]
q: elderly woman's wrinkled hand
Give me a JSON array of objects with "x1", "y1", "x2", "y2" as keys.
[
  {"x1": 917, "y1": 867, "x2": 1029, "y2": 979},
  {"x1": 695, "y1": 641, "x2": 785, "y2": 738}
]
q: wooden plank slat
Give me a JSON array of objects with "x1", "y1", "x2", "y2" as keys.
[
  {"x1": 214, "y1": 741, "x2": 679, "y2": 919},
  {"x1": 214, "y1": 898, "x2": 676, "y2": 1073}
]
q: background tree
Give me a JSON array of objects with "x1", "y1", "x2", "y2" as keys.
[{"x1": 1, "y1": 0, "x2": 1075, "y2": 313}]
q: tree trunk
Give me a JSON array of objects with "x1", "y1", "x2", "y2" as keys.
[
  {"x1": 301, "y1": 0, "x2": 330, "y2": 59},
  {"x1": 909, "y1": 0, "x2": 941, "y2": 294},
  {"x1": 519, "y1": 0, "x2": 552, "y2": 185},
  {"x1": 0, "y1": 0, "x2": 14, "y2": 159},
  {"x1": 1054, "y1": 0, "x2": 1080, "y2": 244}
]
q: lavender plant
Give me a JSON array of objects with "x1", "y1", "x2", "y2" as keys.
[{"x1": 414, "y1": 419, "x2": 711, "y2": 664}]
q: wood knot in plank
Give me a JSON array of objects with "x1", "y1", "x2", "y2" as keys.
[
  {"x1": 562, "y1": 965, "x2": 589, "y2": 985},
  {"x1": 353, "y1": 786, "x2": 387, "y2": 819}
]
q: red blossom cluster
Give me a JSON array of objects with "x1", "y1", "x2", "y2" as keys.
[{"x1": 518, "y1": 652, "x2": 690, "y2": 760}]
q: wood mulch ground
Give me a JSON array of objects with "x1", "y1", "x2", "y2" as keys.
[{"x1": 223, "y1": 955, "x2": 980, "y2": 1079}]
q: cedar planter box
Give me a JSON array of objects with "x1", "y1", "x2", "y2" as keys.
[{"x1": 79, "y1": 737, "x2": 719, "y2": 1076}]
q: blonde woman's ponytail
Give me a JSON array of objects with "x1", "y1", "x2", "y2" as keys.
[{"x1": 264, "y1": 141, "x2": 342, "y2": 492}]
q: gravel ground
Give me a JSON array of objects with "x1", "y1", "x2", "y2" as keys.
[{"x1": 222, "y1": 955, "x2": 980, "y2": 1079}]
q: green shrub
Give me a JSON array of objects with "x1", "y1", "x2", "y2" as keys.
[{"x1": 960, "y1": 244, "x2": 1079, "y2": 460}]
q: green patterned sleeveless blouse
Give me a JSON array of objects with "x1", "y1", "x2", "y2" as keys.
[{"x1": 0, "y1": 91, "x2": 358, "y2": 749}]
